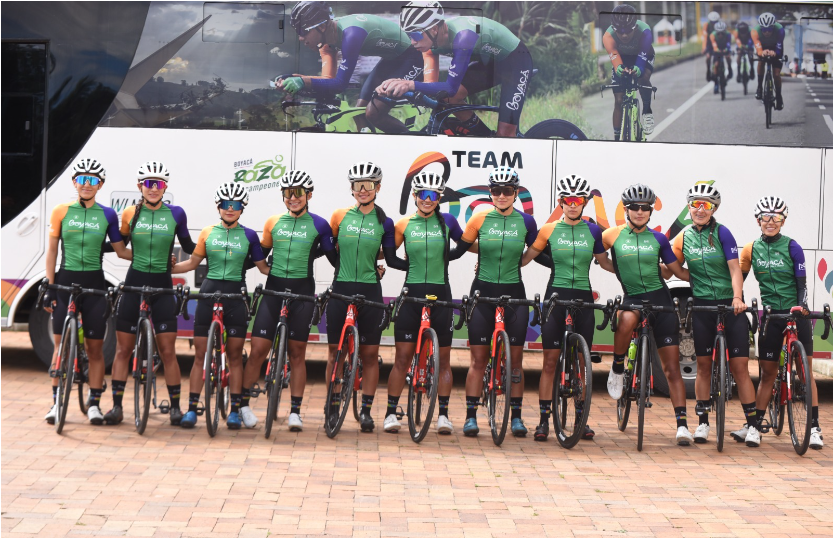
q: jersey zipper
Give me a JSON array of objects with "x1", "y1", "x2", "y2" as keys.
[
  {"x1": 766, "y1": 242, "x2": 779, "y2": 309},
  {"x1": 355, "y1": 212, "x2": 365, "y2": 282},
  {"x1": 570, "y1": 224, "x2": 576, "y2": 288},
  {"x1": 635, "y1": 229, "x2": 647, "y2": 294},
  {"x1": 286, "y1": 217, "x2": 296, "y2": 279},
  {"x1": 149, "y1": 210, "x2": 155, "y2": 273},
  {"x1": 697, "y1": 230, "x2": 716, "y2": 300},
  {"x1": 497, "y1": 214, "x2": 507, "y2": 284},
  {"x1": 80, "y1": 204, "x2": 88, "y2": 271}
]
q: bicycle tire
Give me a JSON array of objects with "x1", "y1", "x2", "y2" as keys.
[
  {"x1": 77, "y1": 351, "x2": 90, "y2": 415},
  {"x1": 715, "y1": 337, "x2": 727, "y2": 452},
  {"x1": 720, "y1": 75, "x2": 726, "y2": 101},
  {"x1": 264, "y1": 324, "x2": 288, "y2": 439},
  {"x1": 553, "y1": 333, "x2": 592, "y2": 449},
  {"x1": 770, "y1": 366, "x2": 785, "y2": 436},
  {"x1": 325, "y1": 325, "x2": 359, "y2": 438},
  {"x1": 204, "y1": 321, "x2": 222, "y2": 437},
  {"x1": 636, "y1": 334, "x2": 650, "y2": 451},
  {"x1": 488, "y1": 330, "x2": 512, "y2": 446},
  {"x1": 523, "y1": 119, "x2": 588, "y2": 141},
  {"x1": 621, "y1": 103, "x2": 632, "y2": 142},
  {"x1": 742, "y1": 59, "x2": 749, "y2": 95},
  {"x1": 787, "y1": 340, "x2": 812, "y2": 455},
  {"x1": 408, "y1": 328, "x2": 440, "y2": 443},
  {"x1": 134, "y1": 318, "x2": 154, "y2": 435},
  {"x1": 352, "y1": 360, "x2": 363, "y2": 422},
  {"x1": 55, "y1": 318, "x2": 77, "y2": 435}
]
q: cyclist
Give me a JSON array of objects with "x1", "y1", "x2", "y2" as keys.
[
  {"x1": 739, "y1": 196, "x2": 823, "y2": 450},
  {"x1": 709, "y1": 21, "x2": 734, "y2": 93},
  {"x1": 448, "y1": 167, "x2": 538, "y2": 437},
  {"x1": 43, "y1": 158, "x2": 130, "y2": 425},
  {"x1": 669, "y1": 184, "x2": 758, "y2": 446},
  {"x1": 734, "y1": 21, "x2": 754, "y2": 83},
  {"x1": 107, "y1": 162, "x2": 196, "y2": 426},
  {"x1": 383, "y1": 171, "x2": 465, "y2": 435},
  {"x1": 280, "y1": 1, "x2": 437, "y2": 134},
  {"x1": 702, "y1": 11, "x2": 721, "y2": 82},
  {"x1": 603, "y1": 4, "x2": 657, "y2": 138},
  {"x1": 240, "y1": 170, "x2": 337, "y2": 432},
  {"x1": 325, "y1": 162, "x2": 405, "y2": 432},
  {"x1": 520, "y1": 175, "x2": 614, "y2": 442},
  {"x1": 381, "y1": 1, "x2": 534, "y2": 138},
  {"x1": 752, "y1": 12, "x2": 785, "y2": 109},
  {"x1": 602, "y1": 184, "x2": 694, "y2": 446},
  {"x1": 171, "y1": 183, "x2": 269, "y2": 430}
]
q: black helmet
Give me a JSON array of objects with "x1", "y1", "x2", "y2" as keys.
[
  {"x1": 611, "y1": 4, "x2": 638, "y2": 32},
  {"x1": 291, "y1": 1, "x2": 332, "y2": 35},
  {"x1": 737, "y1": 21, "x2": 749, "y2": 32}
]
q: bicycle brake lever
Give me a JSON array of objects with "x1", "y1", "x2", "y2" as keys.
[{"x1": 749, "y1": 298, "x2": 759, "y2": 334}]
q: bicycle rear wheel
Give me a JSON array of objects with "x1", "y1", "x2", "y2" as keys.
[
  {"x1": 617, "y1": 355, "x2": 633, "y2": 431},
  {"x1": 204, "y1": 321, "x2": 223, "y2": 437},
  {"x1": 55, "y1": 318, "x2": 77, "y2": 435},
  {"x1": 488, "y1": 330, "x2": 512, "y2": 446},
  {"x1": 636, "y1": 335, "x2": 650, "y2": 451},
  {"x1": 325, "y1": 325, "x2": 359, "y2": 438},
  {"x1": 553, "y1": 333, "x2": 592, "y2": 448},
  {"x1": 77, "y1": 351, "x2": 90, "y2": 415},
  {"x1": 408, "y1": 328, "x2": 439, "y2": 443},
  {"x1": 134, "y1": 319, "x2": 155, "y2": 435},
  {"x1": 787, "y1": 341, "x2": 812, "y2": 455},
  {"x1": 264, "y1": 324, "x2": 288, "y2": 439},
  {"x1": 523, "y1": 119, "x2": 588, "y2": 141},
  {"x1": 715, "y1": 337, "x2": 727, "y2": 452}
]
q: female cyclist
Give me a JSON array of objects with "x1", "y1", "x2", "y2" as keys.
[
  {"x1": 172, "y1": 182, "x2": 269, "y2": 430},
  {"x1": 43, "y1": 158, "x2": 130, "y2": 425},
  {"x1": 740, "y1": 196, "x2": 823, "y2": 449},
  {"x1": 383, "y1": 171, "x2": 464, "y2": 435},
  {"x1": 325, "y1": 162, "x2": 405, "y2": 433},
  {"x1": 240, "y1": 170, "x2": 337, "y2": 431},
  {"x1": 106, "y1": 162, "x2": 196, "y2": 426},
  {"x1": 670, "y1": 184, "x2": 758, "y2": 446},
  {"x1": 603, "y1": 184, "x2": 693, "y2": 446},
  {"x1": 521, "y1": 175, "x2": 614, "y2": 442}
]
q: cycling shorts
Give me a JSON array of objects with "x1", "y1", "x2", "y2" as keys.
[
  {"x1": 460, "y1": 42, "x2": 533, "y2": 125},
  {"x1": 757, "y1": 310, "x2": 814, "y2": 361},
  {"x1": 325, "y1": 281, "x2": 386, "y2": 346},
  {"x1": 540, "y1": 287, "x2": 595, "y2": 351},
  {"x1": 194, "y1": 279, "x2": 249, "y2": 339},
  {"x1": 51, "y1": 270, "x2": 109, "y2": 339},
  {"x1": 361, "y1": 47, "x2": 426, "y2": 103},
  {"x1": 691, "y1": 298, "x2": 750, "y2": 358},
  {"x1": 610, "y1": 51, "x2": 656, "y2": 91},
  {"x1": 115, "y1": 269, "x2": 178, "y2": 335},
  {"x1": 467, "y1": 280, "x2": 530, "y2": 347},
  {"x1": 394, "y1": 284, "x2": 454, "y2": 347},
  {"x1": 621, "y1": 289, "x2": 679, "y2": 349},
  {"x1": 251, "y1": 276, "x2": 316, "y2": 343}
]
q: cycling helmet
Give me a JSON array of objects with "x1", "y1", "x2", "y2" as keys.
[
  {"x1": 137, "y1": 161, "x2": 169, "y2": 182},
  {"x1": 348, "y1": 161, "x2": 383, "y2": 182},
  {"x1": 621, "y1": 183, "x2": 656, "y2": 205},
  {"x1": 487, "y1": 166, "x2": 520, "y2": 187},
  {"x1": 72, "y1": 158, "x2": 106, "y2": 181},
  {"x1": 611, "y1": 4, "x2": 638, "y2": 31},
  {"x1": 686, "y1": 183, "x2": 721, "y2": 207},
  {"x1": 214, "y1": 182, "x2": 250, "y2": 207},
  {"x1": 279, "y1": 169, "x2": 314, "y2": 191},
  {"x1": 707, "y1": 11, "x2": 720, "y2": 22},
  {"x1": 291, "y1": 1, "x2": 332, "y2": 33},
  {"x1": 411, "y1": 170, "x2": 445, "y2": 193},
  {"x1": 400, "y1": 1, "x2": 444, "y2": 33},
  {"x1": 714, "y1": 21, "x2": 727, "y2": 32},
  {"x1": 556, "y1": 174, "x2": 591, "y2": 198},
  {"x1": 757, "y1": 12, "x2": 776, "y2": 28},
  {"x1": 737, "y1": 21, "x2": 750, "y2": 32},
  {"x1": 754, "y1": 196, "x2": 788, "y2": 218}
]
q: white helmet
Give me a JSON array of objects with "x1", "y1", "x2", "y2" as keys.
[
  {"x1": 757, "y1": 12, "x2": 776, "y2": 28},
  {"x1": 72, "y1": 158, "x2": 106, "y2": 181},
  {"x1": 707, "y1": 11, "x2": 720, "y2": 22},
  {"x1": 714, "y1": 21, "x2": 727, "y2": 32},
  {"x1": 137, "y1": 161, "x2": 170, "y2": 182},
  {"x1": 280, "y1": 169, "x2": 314, "y2": 191},
  {"x1": 686, "y1": 183, "x2": 721, "y2": 207},
  {"x1": 348, "y1": 161, "x2": 383, "y2": 182},
  {"x1": 754, "y1": 196, "x2": 788, "y2": 218},
  {"x1": 487, "y1": 166, "x2": 520, "y2": 187},
  {"x1": 400, "y1": 1, "x2": 444, "y2": 33},
  {"x1": 214, "y1": 182, "x2": 250, "y2": 207},
  {"x1": 622, "y1": 183, "x2": 656, "y2": 205},
  {"x1": 411, "y1": 171, "x2": 445, "y2": 193},
  {"x1": 556, "y1": 174, "x2": 591, "y2": 198}
]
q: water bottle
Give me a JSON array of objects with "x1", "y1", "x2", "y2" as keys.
[
  {"x1": 779, "y1": 346, "x2": 786, "y2": 367},
  {"x1": 627, "y1": 340, "x2": 637, "y2": 370}
]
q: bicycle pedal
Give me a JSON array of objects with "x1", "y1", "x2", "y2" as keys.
[
  {"x1": 591, "y1": 354, "x2": 602, "y2": 364},
  {"x1": 49, "y1": 369, "x2": 61, "y2": 378},
  {"x1": 281, "y1": 375, "x2": 290, "y2": 390},
  {"x1": 250, "y1": 383, "x2": 265, "y2": 397},
  {"x1": 395, "y1": 405, "x2": 406, "y2": 421},
  {"x1": 645, "y1": 401, "x2": 652, "y2": 408},
  {"x1": 758, "y1": 419, "x2": 771, "y2": 433},
  {"x1": 511, "y1": 369, "x2": 522, "y2": 384},
  {"x1": 195, "y1": 404, "x2": 205, "y2": 416},
  {"x1": 694, "y1": 403, "x2": 711, "y2": 415},
  {"x1": 158, "y1": 400, "x2": 170, "y2": 414},
  {"x1": 404, "y1": 373, "x2": 413, "y2": 385},
  {"x1": 377, "y1": 355, "x2": 383, "y2": 367}
]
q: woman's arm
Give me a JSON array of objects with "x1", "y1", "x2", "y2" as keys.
[
  {"x1": 255, "y1": 259, "x2": 270, "y2": 276},
  {"x1": 727, "y1": 259, "x2": 746, "y2": 314},
  {"x1": 171, "y1": 254, "x2": 205, "y2": 274},
  {"x1": 594, "y1": 252, "x2": 615, "y2": 273},
  {"x1": 110, "y1": 241, "x2": 132, "y2": 261},
  {"x1": 521, "y1": 246, "x2": 542, "y2": 267}
]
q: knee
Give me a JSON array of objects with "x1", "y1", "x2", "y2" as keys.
[{"x1": 541, "y1": 356, "x2": 558, "y2": 375}]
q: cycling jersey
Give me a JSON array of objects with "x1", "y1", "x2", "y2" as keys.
[
  {"x1": 735, "y1": 29, "x2": 753, "y2": 49},
  {"x1": 330, "y1": 206, "x2": 395, "y2": 284},
  {"x1": 710, "y1": 31, "x2": 733, "y2": 52},
  {"x1": 461, "y1": 207, "x2": 537, "y2": 285},
  {"x1": 671, "y1": 222, "x2": 739, "y2": 300},
  {"x1": 121, "y1": 203, "x2": 194, "y2": 273},
  {"x1": 261, "y1": 212, "x2": 334, "y2": 279},
  {"x1": 193, "y1": 223, "x2": 264, "y2": 282},
  {"x1": 751, "y1": 23, "x2": 785, "y2": 56},
  {"x1": 602, "y1": 223, "x2": 677, "y2": 296},
  {"x1": 739, "y1": 234, "x2": 805, "y2": 310},
  {"x1": 49, "y1": 201, "x2": 123, "y2": 271},
  {"x1": 531, "y1": 219, "x2": 604, "y2": 291},
  {"x1": 703, "y1": 20, "x2": 717, "y2": 50},
  {"x1": 603, "y1": 20, "x2": 654, "y2": 72},
  {"x1": 394, "y1": 212, "x2": 463, "y2": 285}
]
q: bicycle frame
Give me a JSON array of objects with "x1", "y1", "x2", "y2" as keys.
[
  {"x1": 601, "y1": 75, "x2": 656, "y2": 142},
  {"x1": 205, "y1": 302, "x2": 228, "y2": 388},
  {"x1": 334, "y1": 304, "x2": 359, "y2": 387}
]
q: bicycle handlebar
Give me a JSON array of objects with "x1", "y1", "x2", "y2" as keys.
[
  {"x1": 371, "y1": 90, "x2": 440, "y2": 110},
  {"x1": 37, "y1": 277, "x2": 116, "y2": 319},
  {"x1": 540, "y1": 292, "x2": 616, "y2": 331},
  {"x1": 682, "y1": 297, "x2": 759, "y2": 334},
  {"x1": 614, "y1": 295, "x2": 682, "y2": 332},
  {"x1": 188, "y1": 286, "x2": 253, "y2": 322},
  {"x1": 113, "y1": 282, "x2": 188, "y2": 322},
  {"x1": 251, "y1": 284, "x2": 320, "y2": 327},
  {"x1": 761, "y1": 303, "x2": 831, "y2": 340},
  {"x1": 465, "y1": 290, "x2": 542, "y2": 328},
  {"x1": 316, "y1": 287, "x2": 393, "y2": 331},
  {"x1": 390, "y1": 287, "x2": 469, "y2": 331}
]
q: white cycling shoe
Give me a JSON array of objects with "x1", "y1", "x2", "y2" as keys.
[
  {"x1": 383, "y1": 414, "x2": 401, "y2": 433},
  {"x1": 641, "y1": 113, "x2": 655, "y2": 134},
  {"x1": 45, "y1": 404, "x2": 58, "y2": 425},
  {"x1": 694, "y1": 423, "x2": 710, "y2": 444},
  {"x1": 240, "y1": 406, "x2": 258, "y2": 429},
  {"x1": 436, "y1": 415, "x2": 454, "y2": 435},
  {"x1": 810, "y1": 427, "x2": 824, "y2": 450},
  {"x1": 607, "y1": 369, "x2": 624, "y2": 399},
  {"x1": 745, "y1": 426, "x2": 761, "y2": 447},
  {"x1": 288, "y1": 413, "x2": 303, "y2": 432},
  {"x1": 676, "y1": 426, "x2": 694, "y2": 446},
  {"x1": 87, "y1": 405, "x2": 104, "y2": 425}
]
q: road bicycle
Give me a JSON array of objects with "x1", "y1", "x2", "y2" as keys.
[
  {"x1": 738, "y1": 46, "x2": 754, "y2": 95},
  {"x1": 760, "y1": 55, "x2": 779, "y2": 128},
  {"x1": 540, "y1": 293, "x2": 615, "y2": 448},
  {"x1": 759, "y1": 304, "x2": 831, "y2": 455},
  {"x1": 601, "y1": 73, "x2": 657, "y2": 142},
  {"x1": 712, "y1": 51, "x2": 731, "y2": 101},
  {"x1": 682, "y1": 298, "x2": 759, "y2": 452},
  {"x1": 280, "y1": 93, "x2": 425, "y2": 134}
]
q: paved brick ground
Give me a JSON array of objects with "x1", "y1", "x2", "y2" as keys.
[{"x1": 2, "y1": 336, "x2": 832, "y2": 538}]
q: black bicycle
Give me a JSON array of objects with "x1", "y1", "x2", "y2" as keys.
[
  {"x1": 712, "y1": 51, "x2": 732, "y2": 101},
  {"x1": 738, "y1": 46, "x2": 755, "y2": 95},
  {"x1": 760, "y1": 55, "x2": 779, "y2": 128},
  {"x1": 601, "y1": 73, "x2": 657, "y2": 142}
]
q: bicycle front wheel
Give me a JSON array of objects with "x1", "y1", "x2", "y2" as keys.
[
  {"x1": 408, "y1": 328, "x2": 440, "y2": 443},
  {"x1": 553, "y1": 333, "x2": 592, "y2": 449},
  {"x1": 134, "y1": 319, "x2": 155, "y2": 435},
  {"x1": 77, "y1": 351, "x2": 90, "y2": 415},
  {"x1": 715, "y1": 337, "x2": 727, "y2": 452},
  {"x1": 787, "y1": 341, "x2": 812, "y2": 455},
  {"x1": 636, "y1": 334, "x2": 651, "y2": 451},
  {"x1": 204, "y1": 321, "x2": 223, "y2": 437},
  {"x1": 264, "y1": 324, "x2": 287, "y2": 439},
  {"x1": 488, "y1": 330, "x2": 512, "y2": 446},
  {"x1": 325, "y1": 325, "x2": 359, "y2": 439},
  {"x1": 617, "y1": 358, "x2": 633, "y2": 432},
  {"x1": 768, "y1": 363, "x2": 785, "y2": 435},
  {"x1": 56, "y1": 318, "x2": 78, "y2": 435},
  {"x1": 524, "y1": 119, "x2": 588, "y2": 141}
]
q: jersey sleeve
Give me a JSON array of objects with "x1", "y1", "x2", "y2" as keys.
[
  {"x1": 309, "y1": 26, "x2": 366, "y2": 93},
  {"x1": 413, "y1": 30, "x2": 477, "y2": 96},
  {"x1": 394, "y1": 217, "x2": 408, "y2": 249},
  {"x1": 169, "y1": 205, "x2": 196, "y2": 254},
  {"x1": 521, "y1": 212, "x2": 538, "y2": 246},
  {"x1": 654, "y1": 231, "x2": 678, "y2": 265},
  {"x1": 49, "y1": 203, "x2": 69, "y2": 238},
  {"x1": 382, "y1": 218, "x2": 396, "y2": 249},
  {"x1": 671, "y1": 231, "x2": 685, "y2": 264},
  {"x1": 312, "y1": 213, "x2": 335, "y2": 252},
  {"x1": 102, "y1": 206, "x2": 124, "y2": 243},
  {"x1": 601, "y1": 224, "x2": 623, "y2": 251},
  {"x1": 193, "y1": 226, "x2": 212, "y2": 258},
  {"x1": 461, "y1": 210, "x2": 488, "y2": 243},
  {"x1": 245, "y1": 227, "x2": 265, "y2": 262},
  {"x1": 532, "y1": 221, "x2": 555, "y2": 251},
  {"x1": 717, "y1": 225, "x2": 739, "y2": 261},
  {"x1": 739, "y1": 242, "x2": 753, "y2": 273},
  {"x1": 634, "y1": 27, "x2": 654, "y2": 72},
  {"x1": 788, "y1": 239, "x2": 806, "y2": 278},
  {"x1": 443, "y1": 213, "x2": 463, "y2": 242},
  {"x1": 261, "y1": 215, "x2": 279, "y2": 249},
  {"x1": 330, "y1": 207, "x2": 349, "y2": 238},
  {"x1": 120, "y1": 205, "x2": 136, "y2": 236},
  {"x1": 588, "y1": 222, "x2": 605, "y2": 254}
]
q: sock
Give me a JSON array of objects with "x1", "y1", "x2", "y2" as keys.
[
  {"x1": 230, "y1": 393, "x2": 241, "y2": 414},
  {"x1": 167, "y1": 384, "x2": 181, "y2": 410},
  {"x1": 539, "y1": 399, "x2": 552, "y2": 424},
  {"x1": 639, "y1": 89, "x2": 652, "y2": 114},
  {"x1": 575, "y1": 400, "x2": 585, "y2": 422},
  {"x1": 361, "y1": 394, "x2": 374, "y2": 415},
  {"x1": 812, "y1": 406, "x2": 819, "y2": 429},
  {"x1": 613, "y1": 128, "x2": 621, "y2": 141},
  {"x1": 291, "y1": 396, "x2": 302, "y2": 415},
  {"x1": 466, "y1": 396, "x2": 479, "y2": 419},
  {"x1": 329, "y1": 394, "x2": 341, "y2": 416},
  {"x1": 89, "y1": 388, "x2": 103, "y2": 408},
  {"x1": 386, "y1": 395, "x2": 399, "y2": 417},
  {"x1": 52, "y1": 385, "x2": 58, "y2": 404},
  {"x1": 188, "y1": 392, "x2": 200, "y2": 413},
  {"x1": 240, "y1": 387, "x2": 251, "y2": 408},
  {"x1": 438, "y1": 396, "x2": 449, "y2": 418},
  {"x1": 756, "y1": 408, "x2": 766, "y2": 424},
  {"x1": 674, "y1": 406, "x2": 688, "y2": 429},
  {"x1": 742, "y1": 402, "x2": 757, "y2": 430},
  {"x1": 111, "y1": 380, "x2": 126, "y2": 407},
  {"x1": 612, "y1": 353, "x2": 626, "y2": 374},
  {"x1": 510, "y1": 397, "x2": 523, "y2": 420},
  {"x1": 697, "y1": 400, "x2": 709, "y2": 425}
]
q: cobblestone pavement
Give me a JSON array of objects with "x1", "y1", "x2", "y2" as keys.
[{"x1": 2, "y1": 337, "x2": 832, "y2": 538}]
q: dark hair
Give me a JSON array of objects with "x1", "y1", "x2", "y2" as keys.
[
  {"x1": 373, "y1": 205, "x2": 387, "y2": 226},
  {"x1": 129, "y1": 199, "x2": 144, "y2": 237},
  {"x1": 708, "y1": 217, "x2": 717, "y2": 248}
]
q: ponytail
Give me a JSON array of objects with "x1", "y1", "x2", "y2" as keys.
[
  {"x1": 435, "y1": 211, "x2": 448, "y2": 262},
  {"x1": 708, "y1": 217, "x2": 717, "y2": 248},
  {"x1": 373, "y1": 204, "x2": 387, "y2": 226},
  {"x1": 129, "y1": 200, "x2": 144, "y2": 236}
]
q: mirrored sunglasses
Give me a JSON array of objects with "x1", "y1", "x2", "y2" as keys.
[
  {"x1": 218, "y1": 200, "x2": 244, "y2": 211},
  {"x1": 141, "y1": 179, "x2": 167, "y2": 190},
  {"x1": 74, "y1": 175, "x2": 102, "y2": 186}
]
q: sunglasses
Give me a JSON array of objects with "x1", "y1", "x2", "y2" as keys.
[
  {"x1": 615, "y1": 27, "x2": 634, "y2": 36},
  {"x1": 626, "y1": 203, "x2": 653, "y2": 212},
  {"x1": 759, "y1": 213, "x2": 785, "y2": 223},
  {"x1": 282, "y1": 187, "x2": 307, "y2": 199},
  {"x1": 218, "y1": 200, "x2": 244, "y2": 211},
  {"x1": 414, "y1": 189, "x2": 440, "y2": 202},
  {"x1": 490, "y1": 186, "x2": 516, "y2": 197},
  {"x1": 561, "y1": 196, "x2": 586, "y2": 207},
  {"x1": 141, "y1": 179, "x2": 167, "y2": 190},
  {"x1": 689, "y1": 200, "x2": 716, "y2": 211},
  {"x1": 407, "y1": 31, "x2": 425, "y2": 41},
  {"x1": 351, "y1": 180, "x2": 378, "y2": 192},
  {"x1": 74, "y1": 175, "x2": 102, "y2": 186}
]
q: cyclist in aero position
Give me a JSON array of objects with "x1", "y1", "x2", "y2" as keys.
[
  {"x1": 752, "y1": 12, "x2": 785, "y2": 109},
  {"x1": 702, "y1": 11, "x2": 721, "y2": 82},
  {"x1": 380, "y1": 1, "x2": 533, "y2": 138},
  {"x1": 603, "y1": 185, "x2": 694, "y2": 445},
  {"x1": 240, "y1": 170, "x2": 337, "y2": 431},
  {"x1": 326, "y1": 162, "x2": 405, "y2": 432},
  {"x1": 603, "y1": 4, "x2": 657, "y2": 138},
  {"x1": 43, "y1": 158, "x2": 130, "y2": 425},
  {"x1": 281, "y1": 1, "x2": 437, "y2": 133},
  {"x1": 709, "y1": 21, "x2": 733, "y2": 93},
  {"x1": 734, "y1": 21, "x2": 754, "y2": 83},
  {"x1": 383, "y1": 171, "x2": 465, "y2": 434},
  {"x1": 172, "y1": 183, "x2": 269, "y2": 430},
  {"x1": 739, "y1": 197, "x2": 823, "y2": 449},
  {"x1": 520, "y1": 175, "x2": 614, "y2": 441},
  {"x1": 669, "y1": 185, "x2": 758, "y2": 446},
  {"x1": 108, "y1": 162, "x2": 195, "y2": 426}
]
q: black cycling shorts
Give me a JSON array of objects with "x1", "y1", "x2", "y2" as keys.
[
  {"x1": 610, "y1": 49, "x2": 657, "y2": 90},
  {"x1": 467, "y1": 280, "x2": 530, "y2": 347},
  {"x1": 394, "y1": 283, "x2": 454, "y2": 347},
  {"x1": 758, "y1": 53, "x2": 783, "y2": 70},
  {"x1": 193, "y1": 279, "x2": 249, "y2": 339},
  {"x1": 461, "y1": 42, "x2": 533, "y2": 125},
  {"x1": 540, "y1": 287, "x2": 595, "y2": 351},
  {"x1": 251, "y1": 276, "x2": 316, "y2": 343},
  {"x1": 115, "y1": 268, "x2": 178, "y2": 335},
  {"x1": 361, "y1": 47, "x2": 426, "y2": 103},
  {"x1": 325, "y1": 281, "x2": 386, "y2": 346},
  {"x1": 51, "y1": 269, "x2": 109, "y2": 339},
  {"x1": 758, "y1": 310, "x2": 814, "y2": 361},
  {"x1": 691, "y1": 298, "x2": 750, "y2": 358},
  {"x1": 621, "y1": 289, "x2": 679, "y2": 349}
]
